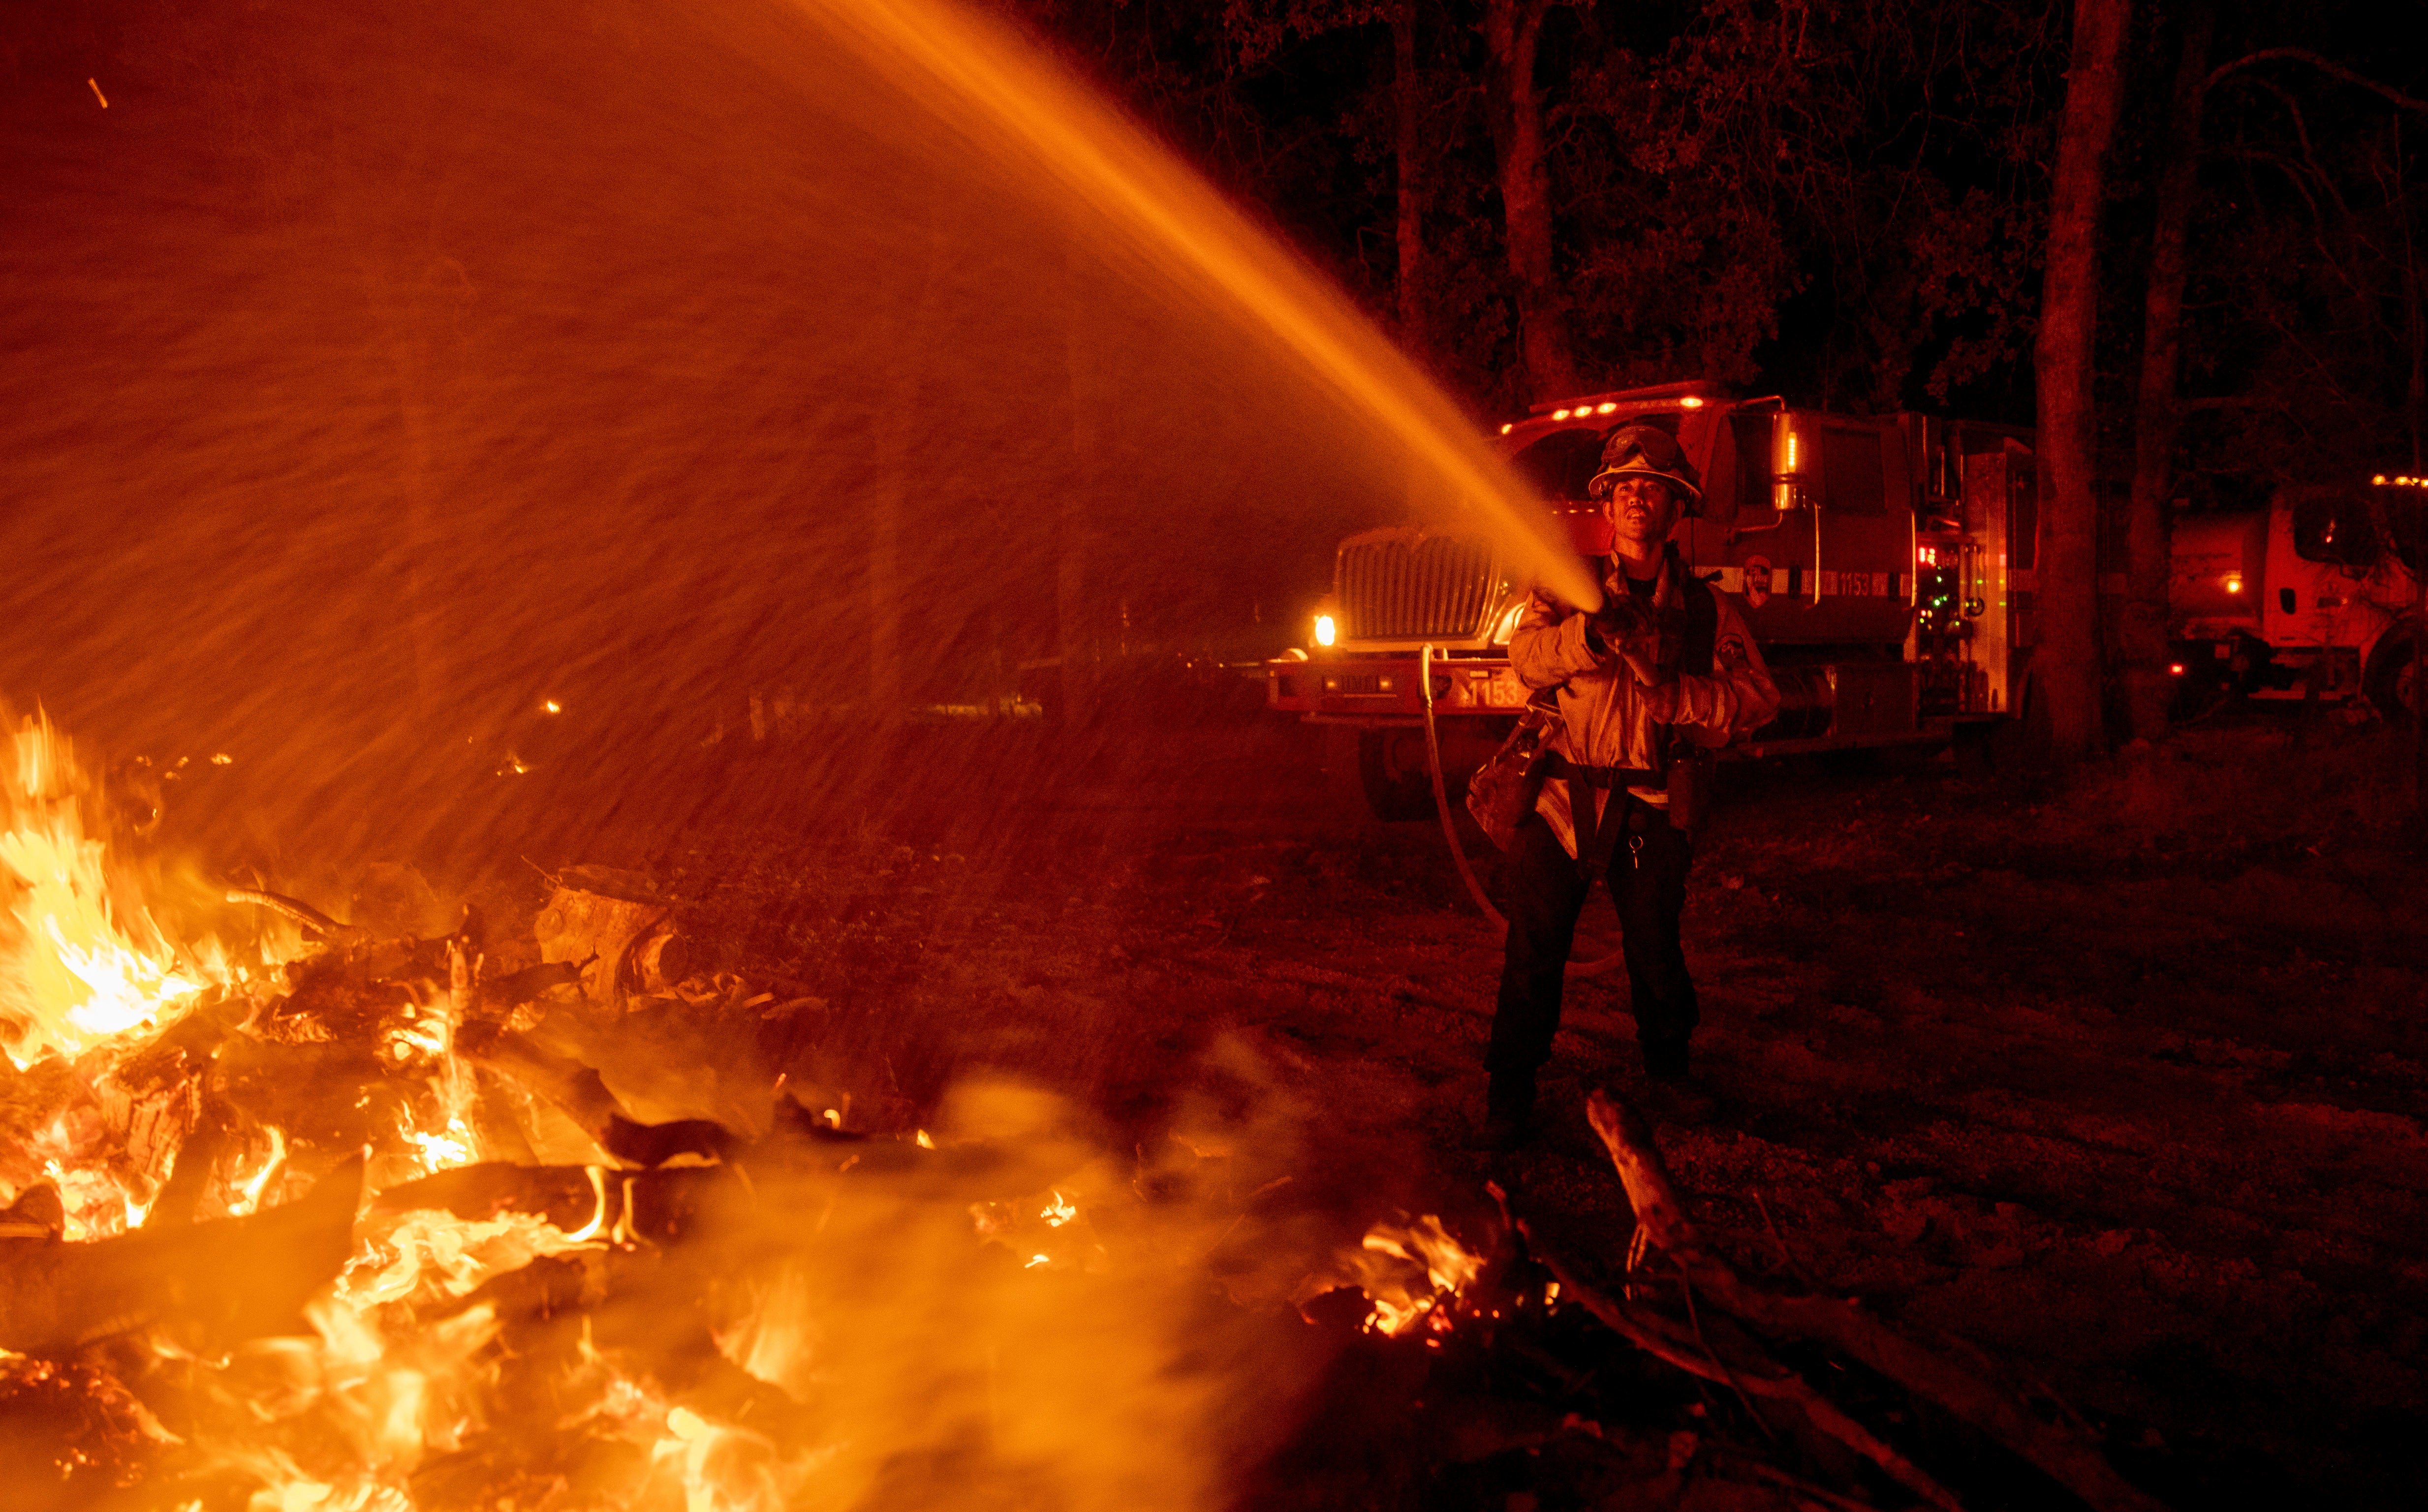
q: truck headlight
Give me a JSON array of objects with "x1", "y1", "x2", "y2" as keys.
[
  {"x1": 1314, "y1": 614, "x2": 1337, "y2": 647},
  {"x1": 1490, "y1": 604, "x2": 1524, "y2": 646}
]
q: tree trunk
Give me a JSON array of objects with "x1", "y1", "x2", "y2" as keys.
[
  {"x1": 2121, "y1": 4, "x2": 2213, "y2": 742},
  {"x1": 1480, "y1": 0, "x2": 1578, "y2": 400},
  {"x1": 1392, "y1": 0, "x2": 1432, "y2": 362},
  {"x1": 2033, "y1": 0, "x2": 2133, "y2": 763},
  {"x1": 869, "y1": 229, "x2": 958, "y2": 722}
]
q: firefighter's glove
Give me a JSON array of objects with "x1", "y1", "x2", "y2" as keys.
[
  {"x1": 1588, "y1": 596, "x2": 1657, "y2": 664},
  {"x1": 1638, "y1": 679, "x2": 1681, "y2": 723},
  {"x1": 1590, "y1": 597, "x2": 1686, "y2": 686}
]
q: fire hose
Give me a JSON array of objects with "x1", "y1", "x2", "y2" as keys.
[{"x1": 1419, "y1": 645, "x2": 1625, "y2": 979}]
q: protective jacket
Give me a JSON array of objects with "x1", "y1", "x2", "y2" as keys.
[{"x1": 1510, "y1": 544, "x2": 1780, "y2": 859}]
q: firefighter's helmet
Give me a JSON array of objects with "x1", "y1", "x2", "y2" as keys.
[{"x1": 1588, "y1": 425, "x2": 1703, "y2": 514}]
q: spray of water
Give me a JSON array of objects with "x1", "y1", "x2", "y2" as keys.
[
  {"x1": 784, "y1": 0, "x2": 1596, "y2": 611},
  {"x1": 4, "y1": 0, "x2": 1588, "y2": 846}
]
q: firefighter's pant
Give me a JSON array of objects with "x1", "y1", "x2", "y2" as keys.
[{"x1": 1488, "y1": 803, "x2": 1698, "y2": 1081}]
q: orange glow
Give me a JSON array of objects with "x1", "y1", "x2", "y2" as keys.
[{"x1": 2, "y1": 714, "x2": 209, "y2": 1069}]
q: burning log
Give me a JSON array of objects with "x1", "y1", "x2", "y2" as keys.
[
  {"x1": 375, "y1": 1161, "x2": 743, "y2": 1247},
  {"x1": 440, "y1": 1247, "x2": 818, "y2": 1436},
  {"x1": 1582, "y1": 1090, "x2": 2167, "y2": 1512},
  {"x1": 0, "y1": 1156, "x2": 361, "y2": 1356}
]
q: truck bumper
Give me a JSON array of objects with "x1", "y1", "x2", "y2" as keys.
[{"x1": 1266, "y1": 653, "x2": 1532, "y2": 723}]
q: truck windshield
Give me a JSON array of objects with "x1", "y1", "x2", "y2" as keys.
[
  {"x1": 1508, "y1": 428, "x2": 1605, "y2": 501},
  {"x1": 2382, "y1": 494, "x2": 2428, "y2": 575},
  {"x1": 1506, "y1": 412, "x2": 1682, "y2": 501},
  {"x1": 2291, "y1": 493, "x2": 2382, "y2": 568}
]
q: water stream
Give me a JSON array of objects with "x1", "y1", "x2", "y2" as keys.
[{"x1": 1, "y1": 0, "x2": 1587, "y2": 848}]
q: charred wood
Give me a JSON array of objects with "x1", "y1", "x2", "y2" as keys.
[{"x1": 604, "y1": 1113, "x2": 735, "y2": 1169}]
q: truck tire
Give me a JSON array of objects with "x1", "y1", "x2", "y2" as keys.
[
  {"x1": 1359, "y1": 728, "x2": 1442, "y2": 822},
  {"x1": 2366, "y1": 634, "x2": 2420, "y2": 725}
]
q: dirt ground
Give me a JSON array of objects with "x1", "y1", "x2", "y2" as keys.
[{"x1": 443, "y1": 703, "x2": 2427, "y2": 1510}]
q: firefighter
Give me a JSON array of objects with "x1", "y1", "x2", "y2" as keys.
[{"x1": 1486, "y1": 425, "x2": 1779, "y2": 1147}]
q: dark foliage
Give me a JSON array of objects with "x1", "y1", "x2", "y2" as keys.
[{"x1": 1013, "y1": 0, "x2": 2424, "y2": 461}]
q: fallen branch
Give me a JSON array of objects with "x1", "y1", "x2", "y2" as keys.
[
  {"x1": 1516, "y1": 1221, "x2": 1961, "y2": 1511},
  {"x1": 1486, "y1": 1179, "x2": 1961, "y2": 1512},
  {"x1": 1586, "y1": 1090, "x2": 2167, "y2": 1512},
  {"x1": 224, "y1": 887, "x2": 368, "y2": 944}
]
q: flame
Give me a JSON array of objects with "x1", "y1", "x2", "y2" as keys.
[
  {"x1": 6, "y1": 719, "x2": 1335, "y2": 1512},
  {"x1": 1315, "y1": 1215, "x2": 1486, "y2": 1337},
  {"x1": 2, "y1": 714, "x2": 208, "y2": 1067},
  {"x1": 224, "y1": 1126, "x2": 289, "y2": 1217},
  {"x1": 338, "y1": 1207, "x2": 599, "y2": 1312}
]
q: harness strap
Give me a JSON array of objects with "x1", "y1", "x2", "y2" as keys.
[{"x1": 1541, "y1": 753, "x2": 1658, "y2": 879}]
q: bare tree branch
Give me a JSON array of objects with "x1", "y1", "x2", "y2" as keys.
[{"x1": 2208, "y1": 48, "x2": 2428, "y2": 116}]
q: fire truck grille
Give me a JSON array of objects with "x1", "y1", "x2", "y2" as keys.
[{"x1": 1339, "y1": 535, "x2": 1496, "y2": 640}]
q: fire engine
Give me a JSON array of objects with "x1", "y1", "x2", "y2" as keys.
[
  {"x1": 1267, "y1": 380, "x2": 2041, "y2": 818},
  {"x1": 2168, "y1": 476, "x2": 2428, "y2": 719}
]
